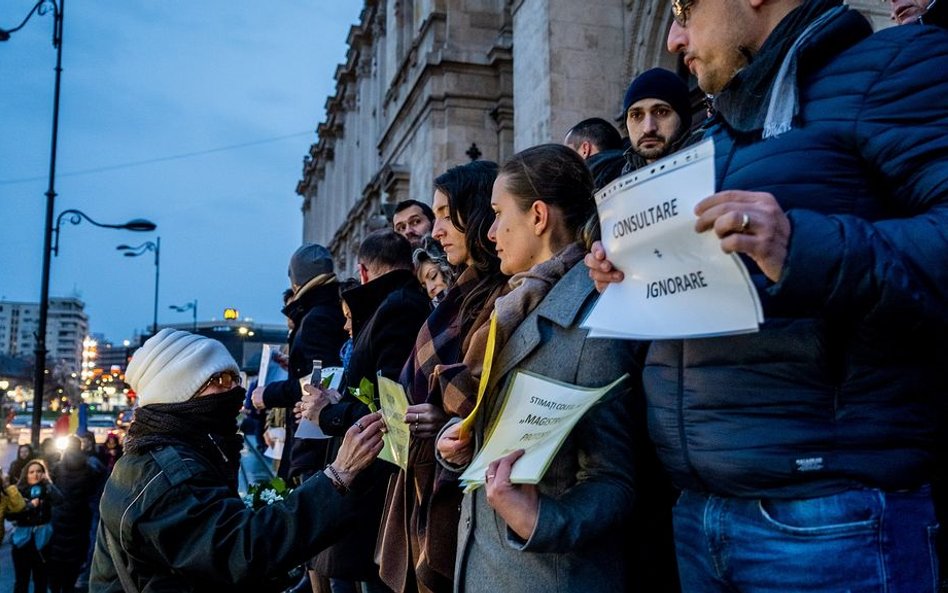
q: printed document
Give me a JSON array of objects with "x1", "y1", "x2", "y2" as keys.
[
  {"x1": 459, "y1": 371, "x2": 626, "y2": 491},
  {"x1": 582, "y1": 139, "x2": 763, "y2": 339}
]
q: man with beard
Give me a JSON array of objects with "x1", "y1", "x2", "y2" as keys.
[
  {"x1": 587, "y1": 0, "x2": 948, "y2": 590},
  {"x1": 392, "y1": 200, "x2": 435, "y2": 249},
  {"x1": 621, "y1": 67, "x2": 694, "y2": 173}
]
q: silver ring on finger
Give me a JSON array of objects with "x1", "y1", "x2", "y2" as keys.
[
  {"x1": 739, "y1": 212, "x2": 751, "y2": 233},
  {"x1": 355, "y1": 421, "x2": 364, "y2": 432}
]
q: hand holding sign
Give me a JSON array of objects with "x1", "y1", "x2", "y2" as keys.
[
  {"x1": 581, "y1": 139, "x2": 763, "y2": 340},
  {"x1": 584, "y1": 240, "x2": 624, "y2": 293},
  {"x1": 694, "y1": 190, "x2": 791, "y2": 283}
]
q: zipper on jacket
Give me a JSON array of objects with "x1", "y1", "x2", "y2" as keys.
[{"x1": 675, "y1": 344, "x2": 707, "y2": 489}]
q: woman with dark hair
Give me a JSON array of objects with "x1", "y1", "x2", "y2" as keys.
[
  {"x1": 377, "y1": 159, "x2": 509, "y2": 593},
  {"x1": 8, "y1": 458, "x2": 60, "y2": 593},
  {"x1": 96, "y1": 432, "x2": 123, "y2": 473},
  {"x1": 435, "y1": 144, "x2": 669, "y2": 592},
  {"x1": 8, "y1": 443, "x2": 34, "y2": 483}
]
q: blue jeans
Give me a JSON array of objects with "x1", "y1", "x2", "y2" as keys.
[{"x1": 674, "y1": 486, "x2": 940, "y2": 593}]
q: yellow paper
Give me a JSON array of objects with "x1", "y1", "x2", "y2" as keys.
[{"x1": 377, "y1": 375, "x2": 410, "y2": 470}]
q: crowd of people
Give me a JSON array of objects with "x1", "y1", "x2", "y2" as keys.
[
  {"x1": 2, "y1": 433, "x2": 121, "y2": 592},
  {"x1": 80, "y1": 0, "x2": 948, "y2": 591}
]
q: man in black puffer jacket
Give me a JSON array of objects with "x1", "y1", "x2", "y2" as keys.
[
  {"x1": 587, "y1": 0, "x2": 948, "y2": 590},
  {"x1": 48, "y1": 435, "x2": 103, "y2": 593},
  {"x1": 303, "y1": 230, "x2": 431, "y2": 593}
]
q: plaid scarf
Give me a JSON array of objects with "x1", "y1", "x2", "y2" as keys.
[
  {"x1": 399, "y1": 265, "x2": 482, "y2": 406},
  {"x1": 435, "y1": 242, "x2": 586, "y2": 419}
]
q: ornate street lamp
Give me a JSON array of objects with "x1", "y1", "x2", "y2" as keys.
[
  {"x1": 169, "y1": 300, "x2": 198, "y2": 332},
  {"x1": 23, "y1": 209, "x2": 155, "y2": 446},
  {"x1": 117, "y1": 238, "x2": 161, "y2": 336}
]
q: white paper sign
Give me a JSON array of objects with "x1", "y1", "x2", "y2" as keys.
[
  {"x1": 294, "y1": 367, "x2": 344, "y2": 440},
  {"x1": 583, "y1": 139, "x2": 763, "y2": 339},
  {"x1": 459, "y1": 371, "x2": 627, "y2": 491},
  {"x1": 257, "y1": 344, "x2": 289, "y2": 387}
]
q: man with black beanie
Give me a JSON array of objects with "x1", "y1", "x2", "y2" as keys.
[{"x1": 621, "y1": 67, "x2": 695, "y2": 173}]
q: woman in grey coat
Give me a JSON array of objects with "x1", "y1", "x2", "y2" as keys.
[{"x1": 437, "y1": 144, "x2": 671, "y2": 593}]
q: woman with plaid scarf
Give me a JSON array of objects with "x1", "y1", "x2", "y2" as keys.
[{"x1": 377, "y1": 160, "x2": 509, "y2": 593}]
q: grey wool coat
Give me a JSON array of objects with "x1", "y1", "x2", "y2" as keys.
[{"x1": 454, "y1": 262, "x2": 649, "y2": 593}]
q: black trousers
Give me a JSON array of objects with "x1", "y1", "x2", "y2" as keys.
[
  {"x1": 48, "y1": 560, "x2": 83, "y2": 593},
  {"x1": 11, "y1": 539, "x2": 47, "y2": 593}
]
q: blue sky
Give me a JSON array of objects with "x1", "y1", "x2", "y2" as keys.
[{"x1": 0, "y1": 1, "x2": 363, "y2": 343}]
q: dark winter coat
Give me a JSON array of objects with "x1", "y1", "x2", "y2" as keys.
[
  {"x1": 262, "y1": 280, "x2": 346, "y2": 479},
  {"x1": 585, "y1": 148, "x2": 626, "y2": 190},
  {"x1": 7, "y1": 480, "x2": 58, "y2": 528},
  {"x1": 49, "y1": 449, "x2": 104, "y2": 566},
  {"x1": 314, "y1": 268, "x2": 430, "y2": 581},
  {"x1": 645, "y1": 8, "x2": 948, "y2": 499},
  {"x1": 89, "y1": 443, "x2": 357, "y2": 593}
]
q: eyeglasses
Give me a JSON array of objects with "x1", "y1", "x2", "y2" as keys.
[
  {"x1": 195, "y1": 371, "x2": 241, "y2": 396},
  {"x1": 672, "y1": 0, "x2": 697, "y2": 26}
]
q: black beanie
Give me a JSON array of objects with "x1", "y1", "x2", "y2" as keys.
[{"x1": 622, "y1": 68, "x2": 693, "y2": 132}]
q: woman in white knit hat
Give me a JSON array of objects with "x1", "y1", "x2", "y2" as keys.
[{"x1": 89, "y1": 329, "x2": 384, "y2": 593}]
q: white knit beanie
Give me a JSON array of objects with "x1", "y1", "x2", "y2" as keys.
[{"x1": 126, "y1": 328, "x2": 239, "y2": 406}]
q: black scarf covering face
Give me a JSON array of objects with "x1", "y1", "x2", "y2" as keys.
[
  {"x1": 125, "y1": 387, "x2": 246, "y2": 488},
  {"x1": 713, "y1": 0, "x2": 843, "y2": 135}
]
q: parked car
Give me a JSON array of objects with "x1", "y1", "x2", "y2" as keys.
[
  {"x1": 13, "y1": 415, "x2": 55, "y2": 445},
  {"x1": 87, "y1": 414, "x2": 119, "y2": 444},
  {"x1": 5, "y1": 414, "x2": 27, "y2": 443}
]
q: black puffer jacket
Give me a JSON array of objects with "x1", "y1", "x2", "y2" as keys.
[
  {"x1": 314, "y1": 268, "x2": 430, "y2": 581},
  {"x1": 49, "y1": 449, "x2": 104, "y2": 564},
  {"x1": 262, "y1": 280, "x2": 346, "y2": 479},
  {"x1": 645, "y1": 8, "x2": 948, "y2": 499},
  {"x1": 89, "y1": 444, "x2": 356, "y2": 593}
]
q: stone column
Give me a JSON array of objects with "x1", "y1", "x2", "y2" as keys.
[{"x1": 511, "y1": 0, "x2": 628, "y2": 149}]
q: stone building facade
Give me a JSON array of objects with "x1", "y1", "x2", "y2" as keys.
[{"x1": 296, "y1": 0, "x2": 890, "y2": 275}]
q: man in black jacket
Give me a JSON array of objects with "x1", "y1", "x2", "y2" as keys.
[
  {"x1": 303, "y1": 230, "x2": 431, "y2": 592},
  {"x1": 251, "y1": 243, "x2": 347, "y2": 480},
  {"x1": 563, "y1": 117, "x2": 627, "y2": 190}
]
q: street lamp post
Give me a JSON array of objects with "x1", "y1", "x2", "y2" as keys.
[
  {"x1": 117, "y1": 238, "x2": 161, "y2": 335},
  {"x1": 30, "y1": 209, "x2": 156, "y2": 447},
  {"x1": 169, "y1": 300, "x2": 198, "y2": 332},
  {"x1": 3, "y1": 0, "x2": 64, "y2": 449}
]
